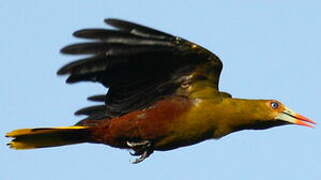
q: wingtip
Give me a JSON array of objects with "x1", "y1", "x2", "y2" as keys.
[
  {"x1": 56, "y1": 68, "x2": 67, "y2": 75},
  {"x1": 65, "y1": 76, "x2": 79, "y2": 84},
  {"x1": 56, "y1": 62, "x2": 72, "y2": 76},
  {"x1": 87, "y1": 95, "x2": 106, "y2": 102},
  {"x1": 74, "y1": 105, "x2": 106, "y2": 116},
  {"x1": 104, "y1": 18, "x2": 110, "y2": 24},
  {"x1": 60, "y1": 44, "x2": 87, "y2": 55},
  {"x1": 104, "y1": 18, "x2": 132, "y2": 29},
  {"x1": 72, "y1": 29, "x2": 108, "y2": 39},
  {"x1": 60, "y1": 45, "x2": 75, "y2": 55},
  {"x1": 104, "y1": 18, "x2": 118, "y2": 25},
  {"x1": 60, "y1": 46, "x2": 71, "y2": 55},
  {"x1": 72, "y1": 30, "x2": 84, "y2": 37}
]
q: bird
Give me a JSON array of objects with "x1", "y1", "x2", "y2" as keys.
[{"x1": 6, "y1": 18, "x2": 316, "y2": 164}]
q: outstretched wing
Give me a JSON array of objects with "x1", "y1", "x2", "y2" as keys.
[{"x1": 58, "y1": 18, "x2": 222, "y2": 118}]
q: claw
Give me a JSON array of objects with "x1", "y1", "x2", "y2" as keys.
[
  {"x1": 129, "y1": 149, "x2": 142, "y2": 156},
  {"x1": 131, "y1": 150, "x2": 153, "y2": 164},
  {"x1": 126, "y1": 140, "x2": 153, "y2": 164}
]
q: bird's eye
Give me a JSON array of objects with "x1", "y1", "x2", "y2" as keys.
[{"x1": 271, "y1": 102, "x2": 279, "y2": 109}]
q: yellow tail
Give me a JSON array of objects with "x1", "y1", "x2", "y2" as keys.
[{"x1": 6, "y1": 126, "x2": 91, "y2": 150}]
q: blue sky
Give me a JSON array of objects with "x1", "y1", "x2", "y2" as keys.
[{"x1": 1, "y1": 1, "x2": 320, "y2": 179}]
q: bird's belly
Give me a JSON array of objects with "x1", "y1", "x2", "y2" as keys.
[
  {"x1": 153, "y1": 118, "x2": 215, "y2": 150},
  {"x1": 153, "y1": 128, "x2": 213, "y2": 151},
  {"x1": 92, "y1": 96, "x2": 195, "y2": 150}
]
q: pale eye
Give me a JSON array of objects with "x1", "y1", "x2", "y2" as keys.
[{"x1": 271, "y1": 102, "x2": 279, "y2": 109}]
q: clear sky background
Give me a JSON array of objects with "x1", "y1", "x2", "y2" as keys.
[{"x1": 1, "y1": 1, "x2": 321, "y2": 179}]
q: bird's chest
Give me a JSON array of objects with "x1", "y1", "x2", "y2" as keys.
[{"x1": 152, "y1": 99, "x2": 219, "y2": 150}]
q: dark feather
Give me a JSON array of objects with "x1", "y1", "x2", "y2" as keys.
[
  {"x1": 66, "y1": 72, "x2": 102, "y2": 83},
  {"x1": 61, "y1": 43, "x2": 174, "y2": 55},
  {"x1": 73, "y1": 29, "x2": 126, "y2": 39},
  {"x1": 75, "y1": 105, "x2": 106, "y2": 116},
  {"x1": 59, "y1": 18, "x2": 222, "y2": 118},
  {"x1": 87, "y1": 95, "x2": 106, "y2": 102},
  {"x1": 105, "y1": 18, "x2": 174, "y2": 40},
  {"x1": 57, "y1": 54, "x2": 107, "y2": 75},
  {"x1": 73, "y1": 29, "x2": 172, "y2": 46}
]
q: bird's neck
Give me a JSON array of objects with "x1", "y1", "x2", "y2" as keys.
[{"x1": 193, "y1": 98, "x2": 269, "y2": 138}]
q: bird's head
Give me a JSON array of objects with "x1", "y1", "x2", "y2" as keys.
[{"x1": 243, "y1": 100, "x2": 316, "y2": 130}]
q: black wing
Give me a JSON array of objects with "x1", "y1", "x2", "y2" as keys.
[{"x1": 58, "y1": 18, "x2": 222, "y2": 118}]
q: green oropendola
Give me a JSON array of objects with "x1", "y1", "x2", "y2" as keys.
[{"x1": 6, "y1": 19, "x2": 316, "y2": 164}]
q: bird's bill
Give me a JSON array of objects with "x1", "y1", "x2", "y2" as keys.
[{"x1": 275, "y1": 107, "x2": 316, "y2": 128}]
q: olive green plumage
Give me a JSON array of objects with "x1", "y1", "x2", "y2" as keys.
[{"x1": 6, "y1": 18, "x2": 315, "y2": 164}]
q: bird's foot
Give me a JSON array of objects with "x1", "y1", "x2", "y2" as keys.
[
  {"x1": 126, "y1": 140, "x2": 153, "y2": 164},
  {"x1": 130, "y1": 149, "x2": 153, "y2": 164}
]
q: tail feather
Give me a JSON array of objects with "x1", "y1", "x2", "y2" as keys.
[{"x1": 6, "y1": 126, "x2": 91, "y2": 150}]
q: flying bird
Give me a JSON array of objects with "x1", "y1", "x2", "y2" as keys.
[{"x1": 6, "y1": 19, "x2": 316, "y2": 163}]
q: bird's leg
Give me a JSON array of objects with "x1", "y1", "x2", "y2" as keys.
[{"x1": 126, "y1": 140, "x2": 154, "y2": 164}]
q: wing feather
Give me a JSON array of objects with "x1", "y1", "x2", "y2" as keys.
[
  {"x1": 59, "y1": 18, "x2": 222, "y2": 118},
  {"x1": 87, "y1": 95, "x2": 106, "y2": 102},
  {"x1": 105, "y1": 19, "x2": 174, "y2": 40}
]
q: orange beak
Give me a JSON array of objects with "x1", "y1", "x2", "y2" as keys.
[
  {"x1": 293, "y1": 114, "x2": 316, "y2": 128},
  {"x1": 275, "y1": 107, "x2": 316, "y2": 128}
]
